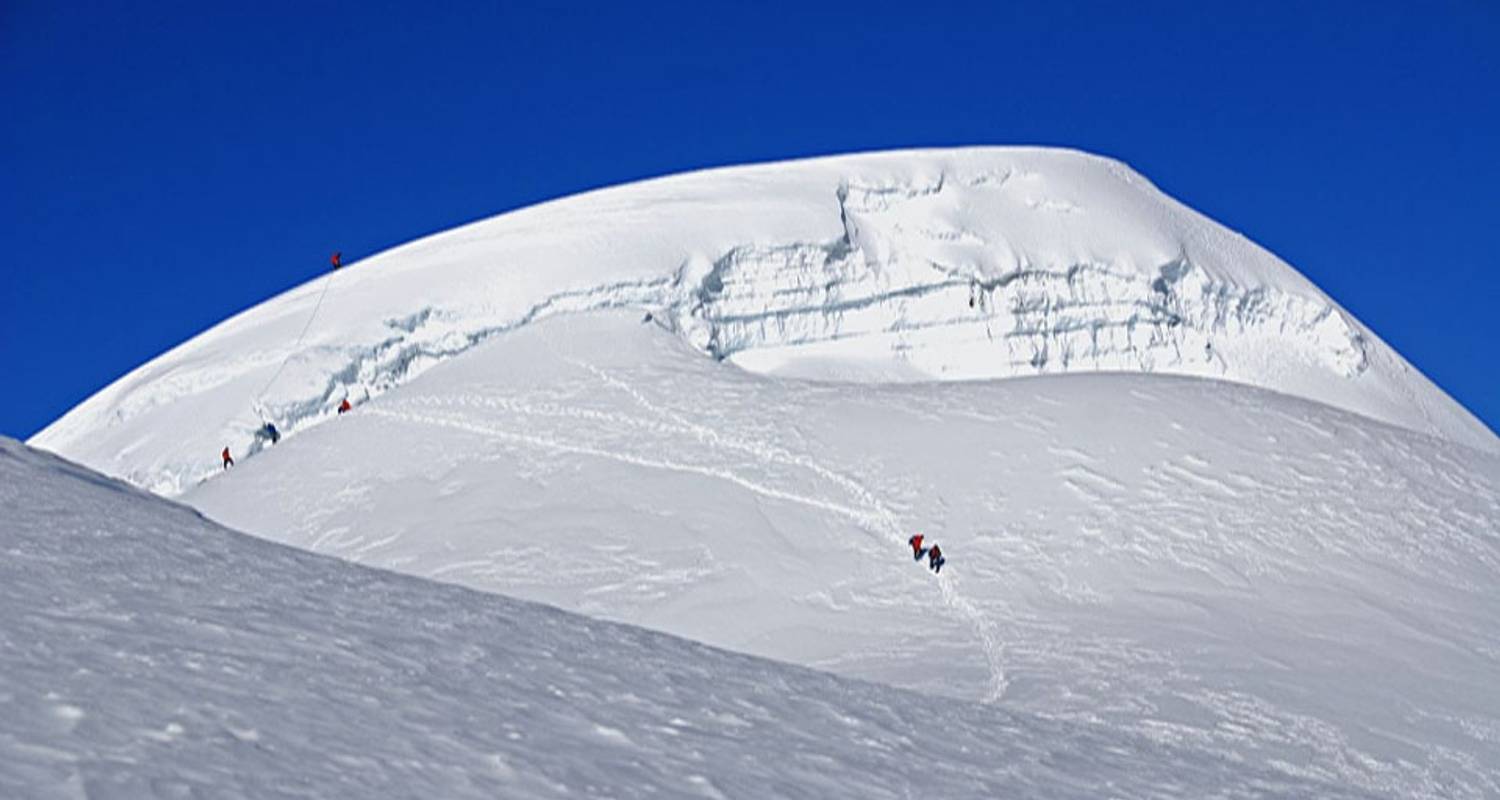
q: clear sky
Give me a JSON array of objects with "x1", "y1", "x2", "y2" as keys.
[{"x1": 3, "y1": 1, "x2": 1496, "y2": 440}]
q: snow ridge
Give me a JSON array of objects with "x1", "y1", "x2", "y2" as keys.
[{"x1": 276, "y1": 277, "x2": 675, "y2": 433}]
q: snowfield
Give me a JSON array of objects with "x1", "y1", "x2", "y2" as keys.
[
  {"x1": 186, "y1": 311, "x2": 1500, "y2": 797},
  {"x1": 19, "y1": 147, "x2": 1500, "y2": 796},
  {"x1": 0, "y1": 438, "x2": 1374, "y2": 798}
]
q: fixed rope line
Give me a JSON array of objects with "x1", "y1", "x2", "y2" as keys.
[{"x1": 253, "y1": 267, "x2": 339, "y2": 419}]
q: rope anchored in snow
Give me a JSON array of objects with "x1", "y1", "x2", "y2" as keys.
[{"x1": 252, "y1": 260, "x2": 341, "y2": 422}]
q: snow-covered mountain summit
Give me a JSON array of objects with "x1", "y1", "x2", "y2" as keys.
[
  {"x1": 32, "y1": 147, "x2": 1495, "y2": 495},
  {"x1": 18, "y1": 149, "x2": 1500, "y2": 796}
]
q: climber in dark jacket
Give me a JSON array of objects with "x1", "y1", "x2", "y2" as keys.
[{"x1": 928, "y1": 544, "x2": 945, "y2": 574}]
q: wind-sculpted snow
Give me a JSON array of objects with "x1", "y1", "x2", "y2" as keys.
[
  {"x1": 32, "y1": 148, "x2": 1494, "y2": 496},
  {"x1": 0, "y1": 438, "x2": 1376, "y2": 798},
  {"x1": 188, "y1": 312, "x2": 1500, "y2": 798}
]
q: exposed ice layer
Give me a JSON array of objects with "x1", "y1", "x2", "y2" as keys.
[
  {"x1": 683, "y1": 176, "x2": 1370, "y2": 383},
  {"x1": 31, "y1": 148, "x2": 1496, "y2": 496},
  {"x1": 0, "y1": 437, "x2": 1373, "y2": 798}
]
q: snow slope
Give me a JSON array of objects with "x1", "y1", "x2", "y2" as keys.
[
  {"x1": 187, "y1": 311, "x2": 1500, "y2": 798},
  {"x1": 21, "y1": 147, "x2": 1500, "y2": 795},
  {"x1": 31, "y1": 148, "x2": 1496, "y2": 496},
  {"x1": 2, "y1": 437, "x2": 1375, "y2": 799}
]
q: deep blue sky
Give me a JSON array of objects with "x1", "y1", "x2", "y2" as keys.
[{"x1": 3, "y1": 1, "x2": 1496, "y2": 440}]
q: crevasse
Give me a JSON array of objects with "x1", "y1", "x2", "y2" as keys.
[{"x1": 674, "y1": 178, "x2": 1367, "y2": 383}]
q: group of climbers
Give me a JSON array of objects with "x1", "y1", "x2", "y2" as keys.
[
  {"x1": 219, "y1": 397, "x2": 353, "y2": 469},
  {"x1": 222, "y1": 251, "x2": 353, "y2": 471},
  {"x1": 907, "y1": 533, "x2": 946, "y2": 574}
]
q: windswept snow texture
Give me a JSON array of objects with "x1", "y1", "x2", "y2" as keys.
[
  {"x1": 32, "y1": 148, "x2": 1495, "y2": 496},
  {"x1": 0, "y1": 439, "x2": 1374, "y2": 799}
]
